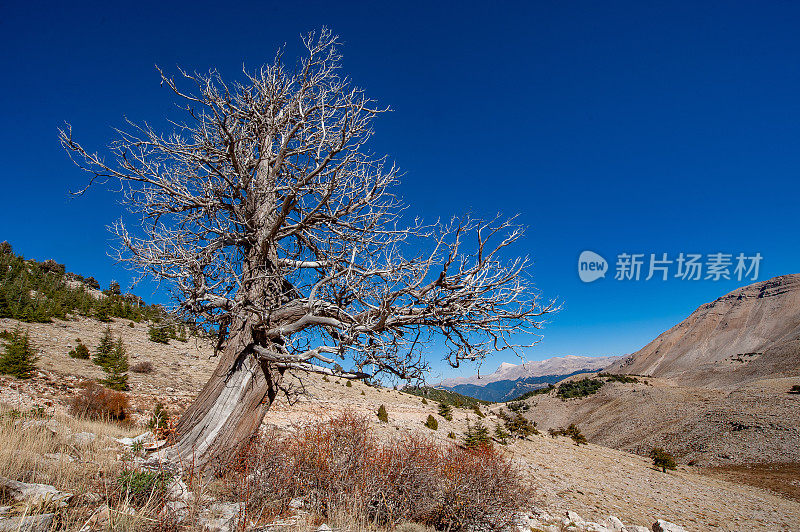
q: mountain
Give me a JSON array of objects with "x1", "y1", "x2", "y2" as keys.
[
  {"x1": 437, "y1": 355, "x2": 620, "y2": 401},
  {"x1": 520, "y1": 274, "x2": 800, "y2": 467},
  {"x1": 607, "y1": 274, "x2": 800, "y2": 387}
]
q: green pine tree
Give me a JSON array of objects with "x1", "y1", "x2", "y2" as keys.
[
  {"x1": 93, "y1": 326, "x2": 115, "y2": 368},
  {"x1": 438, "y1": 402, "x2": 453, "y2": 421},
  {"x1": 424, "y1": 414, "x2": 439, "y2": 430},
  {"x1": 100, "y1": 337, "x2": 129, "y2": 391},
  {"x1": 148, "y1": 324, "x2": 169, "y2": 344},
  {"x1": 463, "y1": 420, "x2": 490, "y2": 449},
  {"x1": 377, "y1": 404, "x2": 389, "y2": 423},
  {"x1": 0, "y1": 328, "x2": 38, "y2": 379},
  {"x1": 69, "y1": 340, "x2": 90, "y2": 359}
]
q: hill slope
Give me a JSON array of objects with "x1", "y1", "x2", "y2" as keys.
[{"x1": 608, "y1": 274, "x2": 800, "y2": 387}]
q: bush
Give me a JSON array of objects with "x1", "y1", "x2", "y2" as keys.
[
  {"x1": 68, "y1": 340, "x2": 90, "y2": 359},
  {"x1": 71, "y1": 381, "x2": 129, "y2": 420},
  {"x1": 650, "y1": 447, "x2": 677, "y2": 472},
  {"x1": 0, "y1": 328, "x2": 38, "y2": 379},
  {"x1": 131, "y1": 361, "x2": 154, "y2": 374},
  {"x1": 377, "y1": 404, "x2": 388, "y2": 423},
  {"x1": 424, "y1": 414, "x2": 438, "y2": 430},
  {"x1": 548, "y1": 424, "x2": 587, "y2": 445},
  {"x1": 494, "y1": 424, "x2": 510, "y2": 445},
  {"x1": 789, "y1": 385, "x2": 800, "y2": 394},
  {"x1": 223, "y1": 411, "x2": 530, "y2": 531},
  {"x1": 346, "y1": 380, "x2": 352, "y2": 387},
  {"x1": 117, "y1": 467, "x2": 173, "y2": 507},
  {"x1": 497, "y1": 409, "x2": 538, "y2": 439},
  {"x1": 437, "y1": 402, "x2": 453, "y2": 421},
  {"x1": 148, "y1": 402, "x2": 171, "y2": 439}
]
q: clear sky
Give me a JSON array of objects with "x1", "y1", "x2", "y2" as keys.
[{"x1": 1, "y1": 1, "x2": 798, "y2": 381}]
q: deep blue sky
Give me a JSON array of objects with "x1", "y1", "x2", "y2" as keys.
[{"x1": 1, "y1": 1, "x2": 798, "y2": 380}]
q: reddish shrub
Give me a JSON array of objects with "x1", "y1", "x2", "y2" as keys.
[
  {"x1": 222, "y1": 411, "x2": 531, "y2": 530},
  {"x1": 71, "y1": 381, "x2": 130, "y2": 420}
]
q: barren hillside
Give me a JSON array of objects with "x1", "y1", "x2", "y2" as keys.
[{"x1": 607, "y1": 274, "x2": 800, "y2": 387}]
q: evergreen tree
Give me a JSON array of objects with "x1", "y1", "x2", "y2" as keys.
[
  {"x1": 650, "y1": 447, "x2": 677, "y2": 472},
  {"x1": 463, "y1": 420, "x2": 490, "y2": 448},
  {"x1": 424, "y1": 414, "x2": 438, "y2": 430},
  {"x1": 94, "y1": 326, "x2": 115, "y2": 368},
  {"x1": 494, "y1": 424, "x2": 510, "y2": 445},
  {"x1": 0, "y1": 328, "x2": 38, "y2": 379},
  {"x1": 438, "y1": 402, "x2": 453, "y2": 421},
  {"x1": 377, "y1": 404, "x2": 389, "y2": 423},
  {"x1": 69, "y1": 340, "x2": 90, "y2": 359},
  {"x1": 100, "y1": 337, "x2": 129, "y2": 391},
  {"x1": 148, "y1": 323, "x2": 169, "y2": 344}
]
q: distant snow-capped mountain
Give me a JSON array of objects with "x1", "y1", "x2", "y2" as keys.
[{"x1": 436, "y1": 355, "x2": 620, "y2": 402}]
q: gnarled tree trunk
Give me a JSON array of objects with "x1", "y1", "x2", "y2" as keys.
[{"x1": 167, "y1": 295, "x2": 284, "y2": 470}]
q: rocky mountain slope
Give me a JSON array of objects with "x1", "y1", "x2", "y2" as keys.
[
  {"x1": 437, "y1": 355, "x2": 620, "y2": 401},
  {"x1": 513, "y1": 275, "x2": 800, "y2": 473},
  {"x1": 2, "y1": 315, "x2": 799, "y2": 530},
  {"x1": 607, "y1": 274, "x2": 800, "y2": 387}
]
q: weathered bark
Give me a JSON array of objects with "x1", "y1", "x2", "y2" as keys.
[{"x1": 167, "y1": 314, "x2": 282, "y2": 470}]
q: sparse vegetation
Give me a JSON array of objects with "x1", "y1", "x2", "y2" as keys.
[
  {"x1": 424, "y1": 414, "x2": 438, "y2": 430},
  {"x1": 650, "y1": 447, "x2": 677, "y2": 472},
  {"x1": 598, "y1": 373, "x2": 640, "y2": 384},
  {"x1": 402, "y1": 386, "x2": 492, "y2": 408},
  {"x1": 557, "y1": 378, "x2": 605, "y2": 399},
  {"x1": 789, "y1": 385, "x2": 800, "y2": 394},
  {"x1": 117, "y1": 467, "x2": 174, "y2": 507},
  {"x1": 0, "y1": 327, "x2": 38, "y2": 379},
  {"x1": 494, "y1": 424, "x2": 511, "y2": 445},
  {"x1": 0, "y1": 244, "x2": 164, "y2": 323}
]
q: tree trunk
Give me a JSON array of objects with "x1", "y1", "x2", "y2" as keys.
[{"x1": 164, "y1": 315, "x2": 281, "y2": 472}]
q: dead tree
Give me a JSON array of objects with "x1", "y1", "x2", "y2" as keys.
[{"x1": 60, "y1": 28, "x2": 554, "y2": 469}]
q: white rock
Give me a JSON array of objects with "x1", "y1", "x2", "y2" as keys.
[
  {"x1": 43, "y1": 452, "x2": 76, "y2": 463},
  {"x1": 0, "y1": 476, "x2": 72, "y2": 508},
  {"x1": 584, "y1": 522, "x2": 612, "y2": 532},
  {"x1": 652, "y1": 520, "x2": 687, "y2": 532},
  {"x1": 605, "y1": 516, "x2": 625, "y2": 532},
  {"x1": 68, "y1": 432, "x2": 97, "y2": 447},
  {"x1": 317, "y1": 525, "x2": 333, "y2": 532},
  {"x1": 288, "y1": 497, "x2": 304, "y2": 509},
  {"x1": 114, "y1": 431, "x2": 153, "y2": 447},
  {"x1": 0, "y1": 513, "x2": 55, "y2": 532},
  {"x1": 624, "y1": 527, "x2": 651, "y2": 532},
  {"x1": 164, "y1": 500, "x2": 190, "y2": 523},
  {"x1": 566, "y1": 511, "x2": 585, "y2": 525},
  {"x1": 198, "y1": 502, "x2": 244, "y2": 532}
]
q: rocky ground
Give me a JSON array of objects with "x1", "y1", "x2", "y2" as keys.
[{"x1": 1, "y1": 316, "x2": 800, "y2": 531}]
